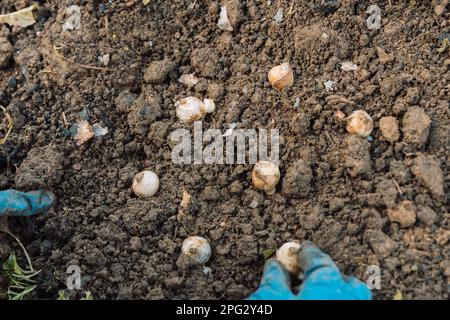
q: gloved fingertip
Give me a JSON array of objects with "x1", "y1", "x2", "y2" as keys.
[
  {"x1": 28, "y1": 190, "x2": 55, "y2": 214},
  {"x1": 299, "y1": 241, "x2": 340, "y2": 277},
  {"x1": 260, "y1": 259, "x2": 291, "y2": 286},
  {"x1": 345, "y1": 276, "x2": 372, "y2": 300}
]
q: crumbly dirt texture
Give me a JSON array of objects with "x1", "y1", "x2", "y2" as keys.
[{"x1": 0, "y1": 0, "x2": 449, "y2": 300}]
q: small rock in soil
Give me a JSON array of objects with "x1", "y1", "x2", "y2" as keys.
[
  {"x1": 191, "y1": 48, "x2": 220, "y2": 78},
  {"x1": 15, "y1": 145, "x2": 64, "y2": 190},
  {"x1": 368, "y1": 178, "x2": 398, "y2": 208},
  {"x1": 143, "y1": 58, "x2": 176, "y2": 84},
  {"x1": 115, "y1": 90, "x2": 137, "y2": 113},
  {"x1": 290, "y1": 112, "x2": 310, "y2": 135},
  {"x1": 223, "y1": 0, "x2": 242, "y2": 29},
  {"x1": 376, "y1": 46, "x2": 392, "y2": 64},
  {"x1": 6, "y1": 98, "x2": 27, "y2": 130},
  {"x1": 229, "y1": 180, "x2": 243, "y2": 194},
  {"x1": 148, "y1": 121, "x2": 170, "y2": 147},
  {"x1": 0, "y1": 37, "x2": 13, "y2": 69},
  {"x1": 233, "y1": 235, "x2": 257, "y2": 264},
  {"x1": 405, "y1": 87, "x2": 421, "y2": 105},
  {"x1": 127, "y1": 88, "x2": 162, "y2": 136},
  {"x1": 408, "y1": 154, "x2": 445, "y2": 200},
  {"x1": 281, "y1": 159, "x2": 312, "y2": 198},
  {"x1": 380, "y1": 76, "x2": 404, "y2": 98},
  {"x1": 315, "y1": 0, "x2": 340, "y2": 15},
  {"x1": 388, "y1": 160, "x2": 410, "y2": 185},
  {"x1": 202, "y1": 185, "x2": 220, "y2": 201},
  {"x1": 402, "y1": 106, "x2": 431, "y2": 147},
  {"x1": 386, "y1": 200, "x2": 417, "y2": 228},
  {"x1": 379, "y1": 116, "x2": 400, "y2": 142},
  {"x1": 417, "y1": 205, "x2": 438, "y2": 226},
  {"x1": 242, "y1": 189, "x2": 264, "y2": 208},
  {"x1": 365, "y1": 230, "x2": 398, "y2": 258},
  {"x1": 207, "y1": 82, "x2": 224, "y2": 101},
  {"x1": 344, "y1": 135, "x2": 371, "y2": 177}
]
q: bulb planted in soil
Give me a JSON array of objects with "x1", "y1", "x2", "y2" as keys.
[
  {"x1": 344, "y1": 110, "x2": 373, "y2": 138},
  {"x1": 268, "y1": 62, "x2": 294, "y2": 91},
  {"x1": 132, "y1": 170, "x2": 159, "y2": 198},
  {"x1": 276, "y1": 242, "x2": 301, "y2": 275},
  {"x1": 175, "y1": 96, "x2": 215, "y2": 124},
  {"x1": 252, "y1": 161, "x2": 280, "y2": 195},
  {"x1": 181, "y1": 236, "x2": 211, "y2": 265}
]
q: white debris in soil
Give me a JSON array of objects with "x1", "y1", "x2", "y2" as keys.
[
  {"x1": 202, "y1": 266, "x2": 212, "y2": 276},
  {"x1": 293, "y1": 97, "x2": 301, "y2": 108},
  {"x1": 98, "y1": 54, "x2": 110, "y2": 66},
  {"x1": 178, "y1": 73, "x2": 200, "y2": 87},
  {"x1": 324, "y1": 80, "x2": 335, "y2": 92},
  {"x1": 341, "y1": 61, "x2": 358, "y2": 71},
  {"x1": 217, "y1": 5, "x2": 233, "y2": 31},
  {"x1": 273, "y1": 8, "x2": 283, "y2": 23},
  {"x1": 73, "y1": 120, "x2": 93, "y2": 145},
  {"x1": 320, "y1": 32, "x2": 330, "y2": 42},
  {"x1": 62, "y1": 5, "x2": 81, "y2": 31},
  {"x1": 92, "y1": 123, "x2": 109, "y2": 137}
]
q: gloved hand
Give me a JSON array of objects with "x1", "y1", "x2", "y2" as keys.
[
  {"x1": 247, "y1": 241, "x2": 371, "y2": 300},
  {"x1": 0, "y1": 189, "x2": 54, "y2": 217}
]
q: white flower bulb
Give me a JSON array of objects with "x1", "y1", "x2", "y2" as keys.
[
  {"x1": 268, "y1": 62, "x2": 294, "y2": 91},
  {"x1": 276, "y1": 242, "x2": 301, "y2": 275},
  {"x1": 346, "y1": 110, "x2": 373, "y2": 138},
  {"x1": 132, "y1": 170, "x2": 159, "y2": 198},
  {"x1": 252, "y1": 161, "x2": 280, "y2": 195},
  {"x1": 181, "y1": 236, "x2": 211, "y2": 265},
  {"x1": 175, "y1": 97, "x2": 215, "y2": 124}
]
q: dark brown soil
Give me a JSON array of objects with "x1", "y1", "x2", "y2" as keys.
[{"x1": 0, "y1": 0, "x2": 449, "y2": 300}]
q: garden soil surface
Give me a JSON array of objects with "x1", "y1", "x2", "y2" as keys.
[{"x1": 0, "y1": 0, "x2": 449, "y2": 300}]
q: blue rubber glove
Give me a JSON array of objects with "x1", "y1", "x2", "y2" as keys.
[
  {"x1": 247, "y1": 241, "x2": 371, "y2": 300},
  {"x1": 0, "y1": 190, "x2": 55, "y2": 217}
]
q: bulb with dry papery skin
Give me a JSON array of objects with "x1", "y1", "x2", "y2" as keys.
[
  {"x1": 181, "y1": 236, "x2": 211, "y2": 265},
  {"x1": 175, "y1": 96, "x2": 215, "y2": 124},
  {"x1": 132, "y1": 170, "x2": 159, "y2": 198},
  {"x1": 345, "y1": 110, "x2": 373, "y2": 138},
  {"x1": 252, "y1": 161, "x2": 280, "y2": 195},
  {"x1": 268, "y1": 62, "x2": 294, "y2": 90},
  {"x1": 276, "y1": 242, "x2": 301, "y2": 275}
]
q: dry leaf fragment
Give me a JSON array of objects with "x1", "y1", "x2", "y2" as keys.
[
  {"x1": 178, "y1": 190, "x2": 191, "y2": 221},
  {"x1": 0, "y1": 5, "x2": 37, "y2": 28},
  {"x1": 393, "y1": 290, "x2": 403, "y2": 300}
]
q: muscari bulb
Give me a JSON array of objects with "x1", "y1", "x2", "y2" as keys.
[
  {"x1": 175, "y1": 96, "x2": 215, "y2": 124},
  {"x1": 276, "y1": 242, "x2": 301, "y2": 275},
  {"x1": 268, "y1": 62, "x2": 294, "y2": 91},
  {"x1": 345, "y1": 110, "x2": 373, "y2": 138},
  {"x1": 252, "y1": 161, "x2": 280, "y2": 195},
  {"x1": 181, "y1": 236, "x2": 211, "y2": 265},
  {"x1": 132, "y1": 170, "x2": 159, "y2": 198}
]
